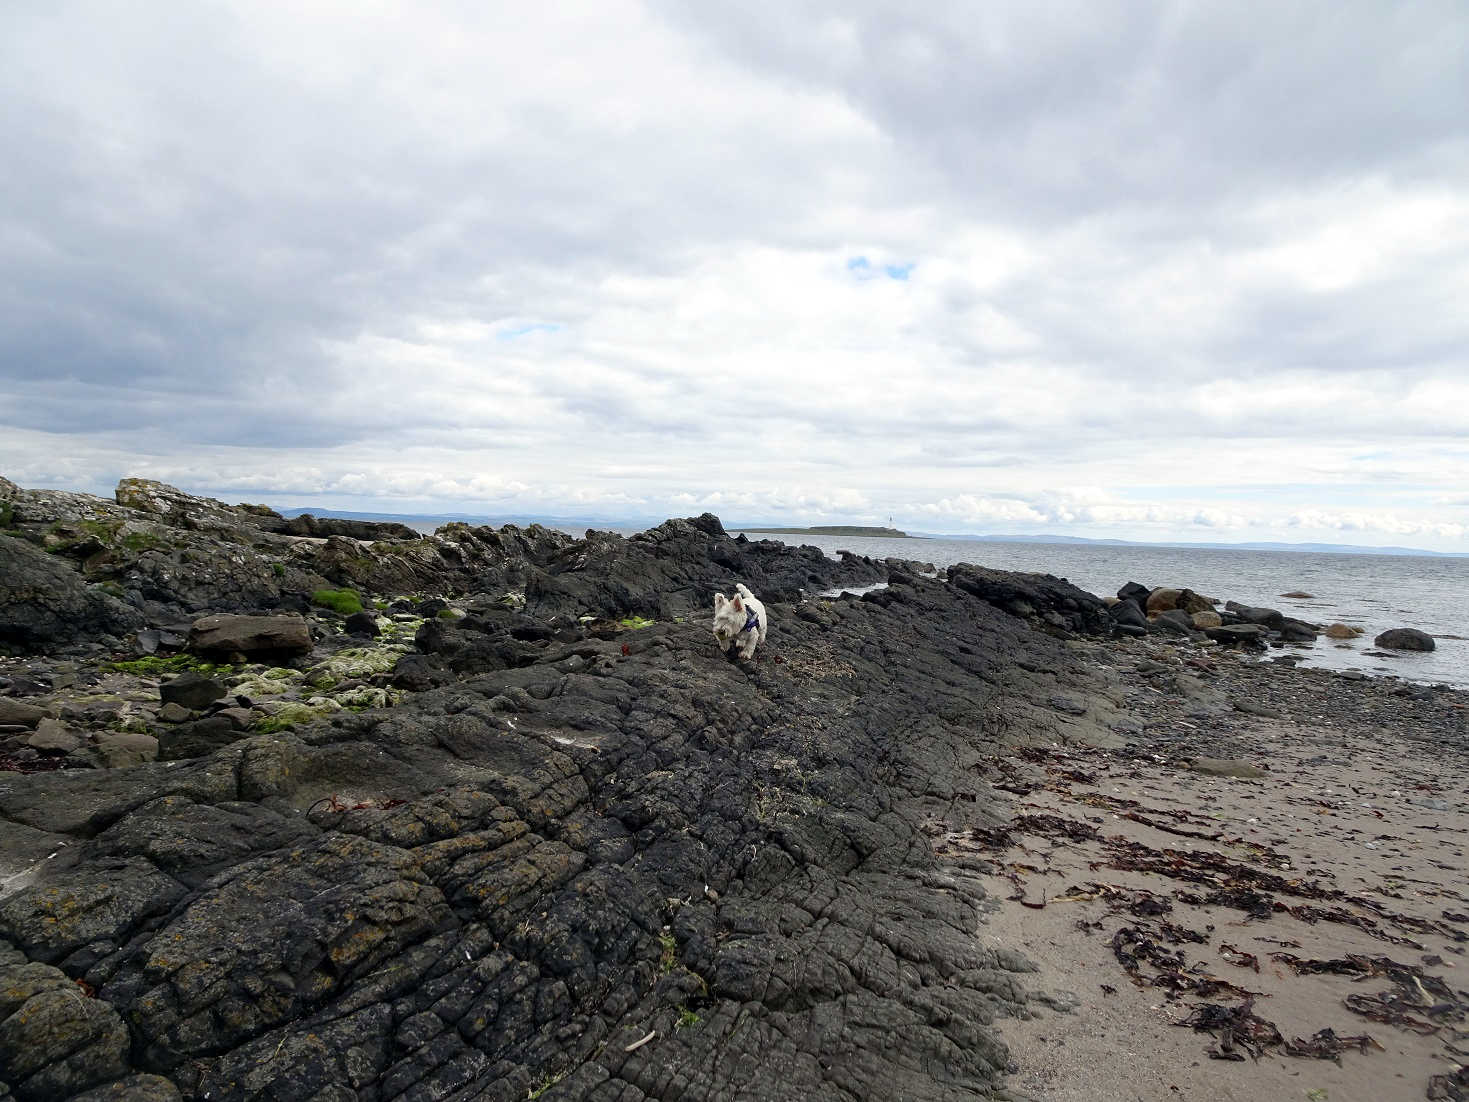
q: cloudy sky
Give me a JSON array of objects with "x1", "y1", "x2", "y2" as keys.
[{"x1": 3, "y1": 2, "x2": 1467, "y2": 549}]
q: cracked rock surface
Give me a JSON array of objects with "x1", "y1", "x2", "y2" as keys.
[{"x1": 0, "y1": 478, "x2": 1122, "y2": 1100}]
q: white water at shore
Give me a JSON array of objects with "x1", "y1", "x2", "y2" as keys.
[{"x1": 739, "y1": 531, "x2": 1469, "y2": 690}]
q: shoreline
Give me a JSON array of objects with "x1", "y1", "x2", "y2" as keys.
[
  {"x1": 2, "y1": 476, "x2": 1466, "y2": 1100},
  {"x1": 973, "y1": 632, "x2": 1469, "y2": 1102}
]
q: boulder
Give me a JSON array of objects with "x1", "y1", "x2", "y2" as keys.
[
  {"x1": 390, "y1": 652, "x2": 452, "y2": 691},
  {"x1": 1145, "y1": 588, "x2": 1180, "y2": 613},
  {"x1": 1107, "y1": 599, "x2": 1149, "y2": 632},
  {"x1": 1373, "y1": 627, "x2": 1435, "y2": 652},
  {"x1": 1176, "y1": 589, "x2": 1214, "y2": 615},
  {"x1": 1224, "y1": 602, "x2": 1285, "y2": 631},
  {"x1": 159, "y1": 671, "x2": 227, "y2": 710},
  {"x1": 1324, "y1": 623, "x2": 1363, "y2": 639},
  {"x1": 344, "y1": 611, "x2": 382, "y2": 636},
  {"x1": 189, "y1": 614, "x2": 312, "y2": 658},
  {"x1": 1278, "y1": 618, "x2": 1319, "y2": 643},
  {"x1": 1279, "y1": 591, "x2": 1314, "y2": 599},
  {"x1": 0, "y1": 534, "x2": 143, "y2": 653},
  {"x1": 1150, "y1": 609, "x2": 1196, "y2": 636},
  {"x1": 1191, "y1": 610, "x2": 1223, "y2": 630},
  {"x1": 1117, "y1": 581, "x2": 1150, "y2": 605}
]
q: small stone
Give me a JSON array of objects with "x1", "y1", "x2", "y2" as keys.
[
  {"x1": 1324, "y1": 623, "x2": 1362, "y2": 639},
  {"x1": 1279, "y1": 591, "x2": 1314, "y2": 599},
  {"x1": 157, "y1": 702, "x2": 193, "y2": 723},
  {"x1": 1188, "y1": 757, "x2": 1267, "y2": 779},
  {"x1": 1232, "y1": 700, "x2": 1283, "y2": 719}
]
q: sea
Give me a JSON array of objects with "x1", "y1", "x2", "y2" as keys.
[
  {"x1": 734, "y1": 531, "x2": 1469, "y2": 691},
  {"x1": 393, "y1": 515, "x2": 1467, "y2": 689}
]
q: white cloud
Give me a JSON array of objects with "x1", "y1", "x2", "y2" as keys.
[{"x1": 1, "y1": 2, "x2": 1466, "y2": 551}]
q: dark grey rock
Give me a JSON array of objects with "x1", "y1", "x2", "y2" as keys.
[
  {"x1": 0, "y1": 857, "x2": 185, "y2": 965},
  {"x1": 68, "y1": 1074, "x2": 183, "y2": 1102},
  {"x1": 157, "y1": 716, "x2": 244, "y2": 761},
  {"x1": 0, "y1": 534, "x2": 143, "y2": 654},
  {"x1": 1223, "y1": 602, "x2": 1285, "y2": 631},
  {"x1": 159, "y1": 671, "x2": 227, "y2": 710},
  {"x1": 1151, "y1": 609, "x2": 1196, "y2": 636},
  {"x1": 343, "y1": 611, "x2": 381, "y2": 636},
  {"x1": 0, "y1": 960, "x2": 130, "y2": 1100},
  {"x1": 1107, "y1": 599, "x2": 1149, "y2": 632},
  {"x1": 1205, "y1": 624, "x2": 1268, "y2": 647},
  {"x1": 1373, "y1": 627, "x2": 1435, "y2": 652},
  {"x1": 1278, "y1": 617, "x2": 1319, "y2": 643}
]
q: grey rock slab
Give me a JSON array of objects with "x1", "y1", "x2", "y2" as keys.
[
  {"x1": 0, "y1": 856, "x2": 186, "y2": 964},
  {"x1": 0, "y1": 533, "x2": 143, "y2": 653},
  {"x1": 27, "y1": 718, "x2": 81, "y2": 755},
  {"x1": 87, "y1": 733, "x2": 160, "y2": 769},
  {"x1": 0, "y1": 699, "x2": 47, "y2": 728},
  {"x1": 188, "y1": 613, "x2": 312, "y2": 657}
]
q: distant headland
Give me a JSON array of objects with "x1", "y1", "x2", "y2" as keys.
[{"x1": 739, "y1": 525, "x2": 915, "y2": 539}]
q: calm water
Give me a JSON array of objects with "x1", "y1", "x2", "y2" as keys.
[{"x1": 738, "y1": 532, "x2": 1469, "y2": 689}]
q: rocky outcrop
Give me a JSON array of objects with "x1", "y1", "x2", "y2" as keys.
[
  {"x1": 0, "y1": 534, "x2": 144, "y2": 653},
  {"x1": 947, "y1": 563, "x2": 1109, "y2": 635},
  {"x1": 0, "y1": 570, "x2": 1088, "y2": 1100}
]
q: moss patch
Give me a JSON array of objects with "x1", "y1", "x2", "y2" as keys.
[
  {"x1": 619, "y1": 616, "x2": 656, "y2": 630},
  {"x1": 311, "y1": 588, "x2": 364, "y2": 616},
  {"x1": 253, "y1": 701, "x2": 334, "y2": 733},
  {"x1": 108, "y1": 654, "x2": 235, "y2": 678},
  {"x1": 304, "y1": 643, "x2": 411, "y2": 689}
]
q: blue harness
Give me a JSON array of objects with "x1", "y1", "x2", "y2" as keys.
[{"x1": 742, "y1": 608, "x2": 761, "y2": 633}]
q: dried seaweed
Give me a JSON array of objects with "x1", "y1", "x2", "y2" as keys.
[
  {"x1": 1011, "y1": 813, "x2": 1099, "y2": 843},
  {"x1": 1180, "y1": 998, "x2": 1283, "y2": 1060},
  {"x1": 1218, "y1": 943, "x2": 1260, "y2": 972},
  {"x1": 1282, "y1": 1027, "x2": 1383, "y2": 1061}
]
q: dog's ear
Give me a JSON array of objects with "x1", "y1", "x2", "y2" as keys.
[
  {"x1": 731, "y1": 595, "x2": 743, "y2": 612},
  {"x1": 714, "y1": 592, "x2": 727, "y2": 607}
]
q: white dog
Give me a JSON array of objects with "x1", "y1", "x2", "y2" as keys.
[{"x1": 712, "y1": 583, "x2": 768, "y2": 660}]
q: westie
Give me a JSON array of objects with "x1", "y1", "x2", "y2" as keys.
[{"x1": 712, "y1": 583, "x2": 768, "y2": 660}]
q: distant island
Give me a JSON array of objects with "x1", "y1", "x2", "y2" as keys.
[{"x1": 739, "y1": 525, "x2": 914, "y2": 539}]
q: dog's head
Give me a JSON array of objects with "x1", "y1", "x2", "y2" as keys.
[{"x1": 712, "y1": 591, "x2": 746, "y2": 646}]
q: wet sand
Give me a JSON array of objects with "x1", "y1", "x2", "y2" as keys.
[{"x1": 968, "y1": 708, "x2": 1469, "y2": 1102}]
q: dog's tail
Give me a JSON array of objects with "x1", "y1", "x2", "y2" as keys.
[{"x1": 734, "y1": 582, "x2": 755, "y2": 601}]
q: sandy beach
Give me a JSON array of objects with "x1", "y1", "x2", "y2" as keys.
[{"x1": 964, "y1": 641, "x2": 1469, "y2": 1102}]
